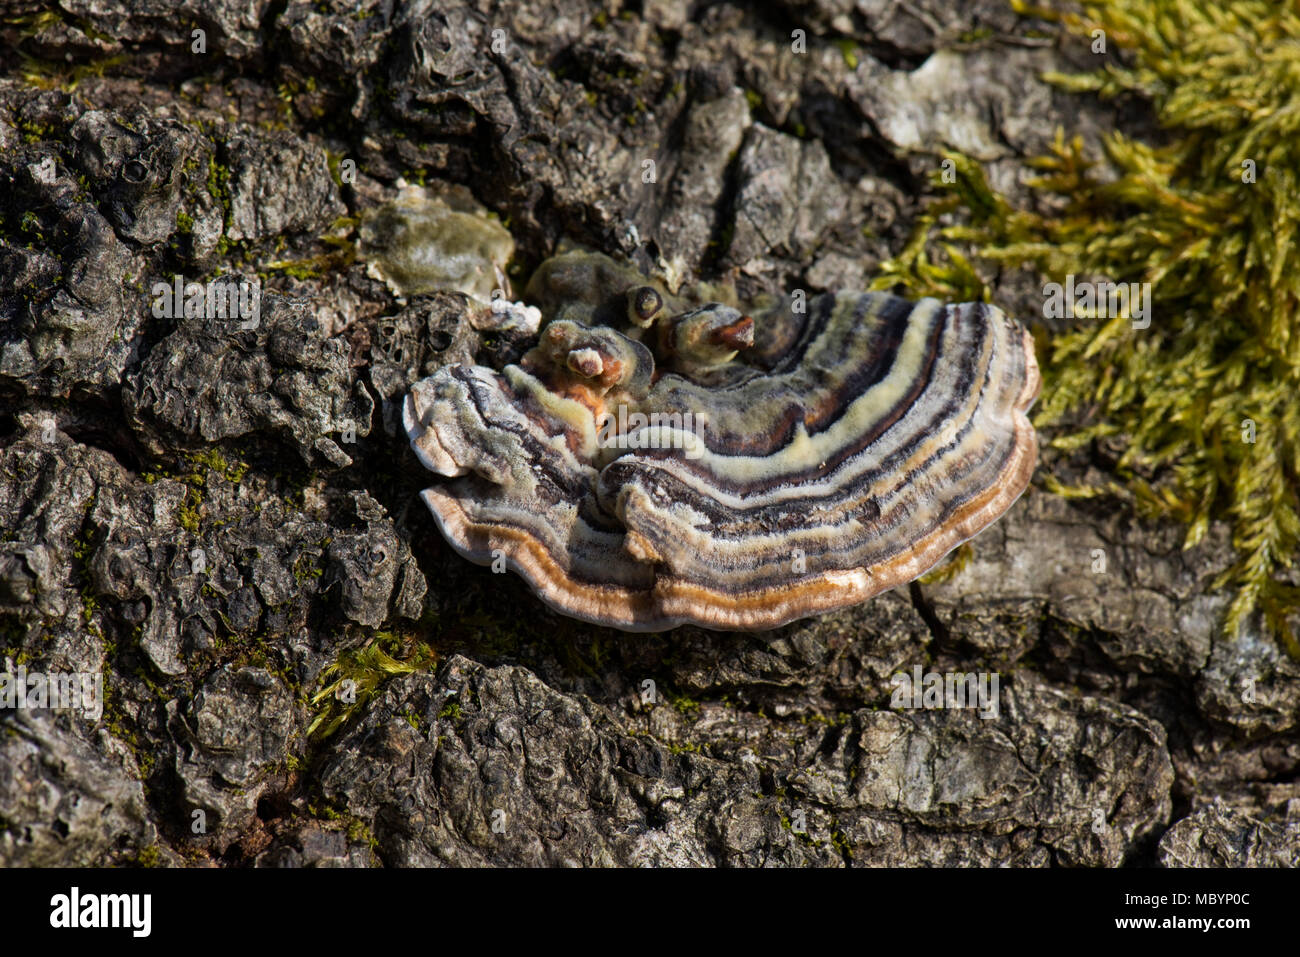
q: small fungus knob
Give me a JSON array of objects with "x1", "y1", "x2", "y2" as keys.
[
  {"x1": 627, "y1": 286, "x2": 664, "y2": 327},
  {"x1": 567, "y1": 347, "x2": 605, "y2": 378}
]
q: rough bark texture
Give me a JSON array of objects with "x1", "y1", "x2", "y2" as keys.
[{"x1": 1, "y1": 0, "x2": 1296, "y2": 868}]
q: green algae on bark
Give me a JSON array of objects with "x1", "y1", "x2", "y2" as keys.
[{"x1": 873, "y1": 0, "x2": 1300, "y2": 654}]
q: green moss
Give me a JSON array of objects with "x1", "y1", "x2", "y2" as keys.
[
  {"x1": 957, "y1": 26, "x2": 995, "y2": 43},
  {"x1": 100, "y1": 676, "x2": 155, "y2": 780},
  {"x1": 263, "y1": 258, "x2": 324, "y2": 281},
  {"x1": 131, "y1": 661, "x2": 170, "y2": 704},
  {"x1": 132, "y1": 845, "x2": 161, "y2": 868},
  {"x1": 624, "y1": 99, "x2": 648, "y2": 126},
  {"x1": 177, "y1": 499, "x2": 201, "y2": 534},
  {"x1": 205, "y1": 152, "x2": 231, "y2": 246},
  {"x1": 664, "y1": 691, "x2": 701, "y2": 717},
  {"x1": 4, "y1": 646, "x2": 32, "y2": 667},
  {"x1": 834, "y1": 38, "x2": 859, "y2": 70},
  {"x1": 325, "y1": 215, "x2": 360, "y2": 239},
  {"x1": 223, "y1": 459, "x2": 249, "y2": 484},
  {"x1": 797, "y1": 711, "x2": 852, "y2": 728},
  {"x1": 919, "y1": 542, "x2": 975, "y2": 586},
  {"x1": 154, "y1": 450, "x2": 247, "y2": 535},
  {"x1": 292, "y1": 550, "x2": 324, "y2": 583},
  {"x1": 17, "y1": 51, "x2": 128, "y2": 91},
  {"x1": 829, "y1": 824, "x2": 853, "y2": 860},
  {"x1": 7, "y1": 8, "x2": 113, "y2": 45},
  {"x1": 345, "y1": 816, "x2": 379, "y2": 852},
  {"x1": 308, "y1": 630, "x2": 438, "y2": 739},
  {"x1": 19, "y1": 211, "x2": 42, "y2": 240},
  {"x1": 4, "y1": 10, "x2": 61, "y2": 35},
  {"x1": 665, "y1": 740, "x2": 702, "y2": 755},
  {"x1": 262, "y1": 242, "x2": 358, "y2": 282},
  {"x1": 875, "y1": 0, "x2": 1300, "y2": 654},
  {"x1": 79, "y1": 592, "x2": 98, "y2": 627},
  {"x1": 14, "y1": 116, "x2": 53, "y2": 144}
]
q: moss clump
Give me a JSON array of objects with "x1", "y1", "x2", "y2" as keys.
[
  {"x1": 664, "y1": 690, "x2": 701, "y2": 717},
  {"x1": 141, "y1": 450, "x2": 245, "y2": 533},
  {"x1": 291, "y1": 551, "x2": 324, "y2": 584},
  {"x1": 875, "y1": 0, "x2": 1300, "y2": 654},
  {"x1": 17, "y1": 51, "x2": 128, "y2": 92},
  {"x1": 205, "y1": 152, "x2": 232, "y2": 251},
  {"x1": 308, "y1": 630, "x2": 438, "y2": 739},
  {"x1": 834, "y1": 37, "x2": 859, "y2": 70},
  {"x1": 132, "y1": 845, "x2": 161, "y2": 868},
  {"x1": 177, "y1": 500, "x2": 201, "y2": 534},
  {"x1": 262, "y1": 242, "x2": 357, "y2": 282},
  {"x1": 345, "y1": 816, "x2": 379, "y2": 853}
]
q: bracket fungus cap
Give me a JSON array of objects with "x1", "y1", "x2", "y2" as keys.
[{"x1": 405, "y1": 268, "x2": 1040, "y2": 632}]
